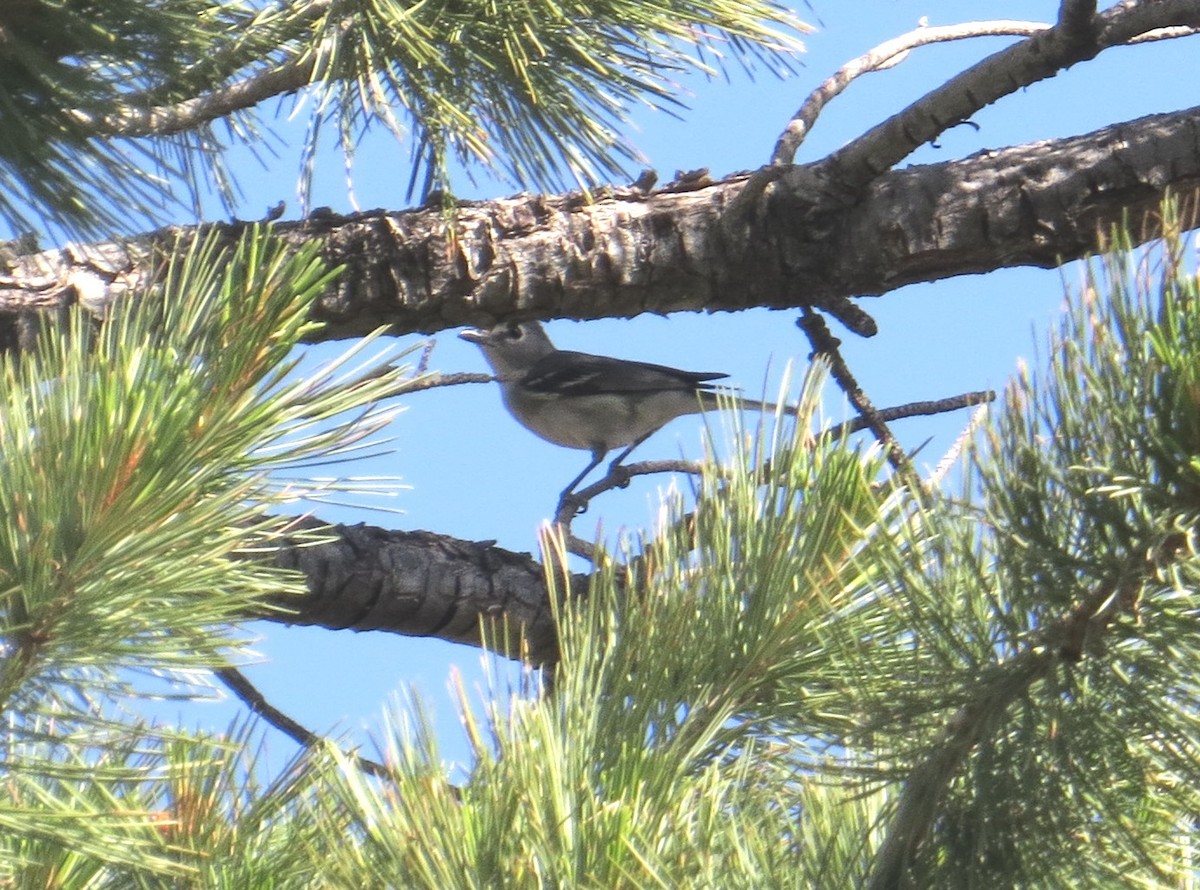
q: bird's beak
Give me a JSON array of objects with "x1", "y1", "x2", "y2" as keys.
[{"x1": 458, "y1": 328, "x2": 488, "y2": 344}]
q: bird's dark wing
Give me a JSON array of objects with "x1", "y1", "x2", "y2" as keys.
[{"x1": 522, "y1": 350, "x2": 727, "y2": 396}]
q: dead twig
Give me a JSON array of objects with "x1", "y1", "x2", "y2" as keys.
[{"x1": 215, "y1": 666, "x2": 393, "y2": 780}]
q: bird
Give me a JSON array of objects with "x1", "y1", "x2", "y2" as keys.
[{"x1": 460, "y1": 320, "x2": 779, "y2": 509}]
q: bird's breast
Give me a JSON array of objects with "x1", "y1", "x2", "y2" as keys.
[{"x1": 502, "y1": 388, "x2": 702, "y2": 451}]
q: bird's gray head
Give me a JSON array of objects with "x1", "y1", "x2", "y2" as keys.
[{"x1": 460, "y1": 321, "x2": 556, "y2": 378}]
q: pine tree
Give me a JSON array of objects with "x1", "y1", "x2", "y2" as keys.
[{"x1": 3, "y1": 2, "x2": 1200, "y2": 887}]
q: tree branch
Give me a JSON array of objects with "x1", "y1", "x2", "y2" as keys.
[
  {"x1": 254, "y1": 518, "x2": 581, "y2": 666},
  {"x1": 215, "y1": 665, "x2": 393, "y2": 780},
  {"x1": 1057, "y1": 0, "x2": 1098, "y2": 36},
  {"x1": 798, "y1": 307, "x2": 911, "y2": 477},
  {"x1": 821, "y1": 0, "x2": 1200, "y2": 190},
  {"x1": 84, "y1": 57, "x2": 316, "y2": 138},
  {"x1": 771, "y1": 20, "x2": 1052, "y2": 166},
  {"x1": 72, "y1": 0, "x2": 336, "y2": 138},
  {"x1": 552, "y1": 389, "x2": 994, "y2": 551},
  {"x1": 867, "y1": 565, "x2": 1148, "y2": 889},
  {"x1": 3, "y1": 105, "x2": 1199, "y2": 344}
]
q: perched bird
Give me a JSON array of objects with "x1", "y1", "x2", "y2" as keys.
[{"x1": 460, "y1": 321, "x2": 777, "y2": 507}]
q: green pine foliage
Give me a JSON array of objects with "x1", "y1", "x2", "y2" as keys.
[
  {"x1": 0, "y1": 225, "x2": 417, "y2": 886},
  {"x1": 0, "y1": 0, "x2": 808, "y2": 236},
  {"x1": 5, "y1": 212, "x2": 1200, "y2": 885},
  {"x1": 4, "y1": 1, "x2": 1200, "y2": 885}
]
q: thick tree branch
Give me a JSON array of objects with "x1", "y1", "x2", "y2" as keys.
[
  {"x1": 255, "y1": 517, "x2": 582, "y2": 666},
  {"x1": 2, "y1": 105, "x2": 1199, "y2": 346}
]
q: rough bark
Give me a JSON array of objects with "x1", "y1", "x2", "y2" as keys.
[
  {"x1": 258, "y1": 517, "x2": 581, "y2": 666},
  {"x1": 2, "y1": 105, "x2": 1198, "y2": 347}
]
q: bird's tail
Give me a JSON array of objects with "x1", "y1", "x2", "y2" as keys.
[{"x1": 699, "y1": 389, "x2": 789, "y2": 415}]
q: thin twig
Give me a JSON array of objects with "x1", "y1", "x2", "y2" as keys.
[
  {"x1": 215, "y1": 666, "x2": 392, "y2": 780},
  {"x1": 388, "y1": 371, "x2": 494, "y2": 396},
  {"x1": 797, "y1": 308, "x2": 912, "y2": 478},
  {"x1": 836, "y1": 391, "x2": 995, "y2": 435},
  {"x1": 414, "y1": 336, "x2": 436, "y2": 376},
  {"x1": 554, "y1": 386, "x2": 996, "y2": 554},
  {"x1": 925, "y1": 402, "x2": 990, "y2": 488},
  {"x1": 771, "y1": 19, "x2": 1051, "y2": 165}
]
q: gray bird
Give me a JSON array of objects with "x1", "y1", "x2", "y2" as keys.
[{"x1": 460, "y1": 321, "x2": 778, "y2": 508}]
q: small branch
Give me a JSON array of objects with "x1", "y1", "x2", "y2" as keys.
[
  {"x1": 414, "y1": 336, "x2": 436, "y2": 376},
  {"x1": 563, "y1": 532, "x2": 597, "y2": 561},
  {"x1": 821, "y1": 1, "x2": 1200, "y2": 193},
  {"x1": 797, "y1": 308, "x2": 912, "y2": 478},
  {"x1": 73, "y1": 1, "x2": 340, "y2": 138},
  {"x1": 1099, "y1": 0, "x2": 1200, "y2": 46},
  {"x1": 332, "y1": 333, "x2": 494, "y2": 397},
  {"x1": 771, "y1": 20, "x2": 1051, "y2": 165},
  {"x1": 387, "y1": 370, "x2": 493, "y2": 397},
  {"x1": 553, "y1": 388, "x2": 996, "y2": 551},
  {"x1": 554, "y1": 459, "x2": 706, "y2": 531},
  {"x1": 925, "y1": 403, "x2": 990, "y2": 488},
  {"x1": 821, "y1": 294, "x2": 879, "y2": 339},
  {"x1": 215, "y1": 666, "x2": 392, "y2": 780},
  {"x1": 77, "y1": 56, "x2": 317, "y2": 138},
  {"x1": 839, "y1": 390, "x2": 995, "y2": 435},
  {"x1": 1128, "y1": 25, "x2": 1200, "y2": 44}
]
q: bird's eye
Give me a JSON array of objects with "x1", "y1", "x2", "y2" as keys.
[{"x1": 503, "y1": 324, "x2": 523, "y2": 340}]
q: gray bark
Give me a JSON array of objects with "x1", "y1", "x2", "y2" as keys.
[
  {"x1": 2, "y1": 105, "x2": 1197, "y2": 347},
  {"x1": 259, "y1": 517, "x2": 581, "y2": 666}
]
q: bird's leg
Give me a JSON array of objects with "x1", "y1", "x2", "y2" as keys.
[
  {"x1": 557, "y1": 447, "x2": 606, "y2": 515},
  {"x1": 605, "y1": 432, "x2": 653, "y2": 489},
  {"x1": 609, "y1": 436, "x2": 657, "y2": 477}
]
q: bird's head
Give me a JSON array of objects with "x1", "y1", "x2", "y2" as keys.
[{"x1": 460, "y1": 321, "x2": 556, "y2": 377}]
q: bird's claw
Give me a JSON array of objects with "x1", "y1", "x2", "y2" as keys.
[
  {"x1": 608, "y1": 464, "x2": 633, "y2": 489},
  {"x1": 557, "y1": 491, "x2": 589, "y2": 517}
]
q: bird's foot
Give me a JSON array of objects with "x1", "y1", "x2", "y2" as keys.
[
  {"x1": 607, "y1": 463, "x2": 633, "y2": 489},
  {"x1": 556, "y1": 490, "x2": 589, "y2": 518}
]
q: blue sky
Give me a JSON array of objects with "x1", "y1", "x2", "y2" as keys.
[{"x1": 18, "y1": 2, "x2": 1200, "y2": 775}]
